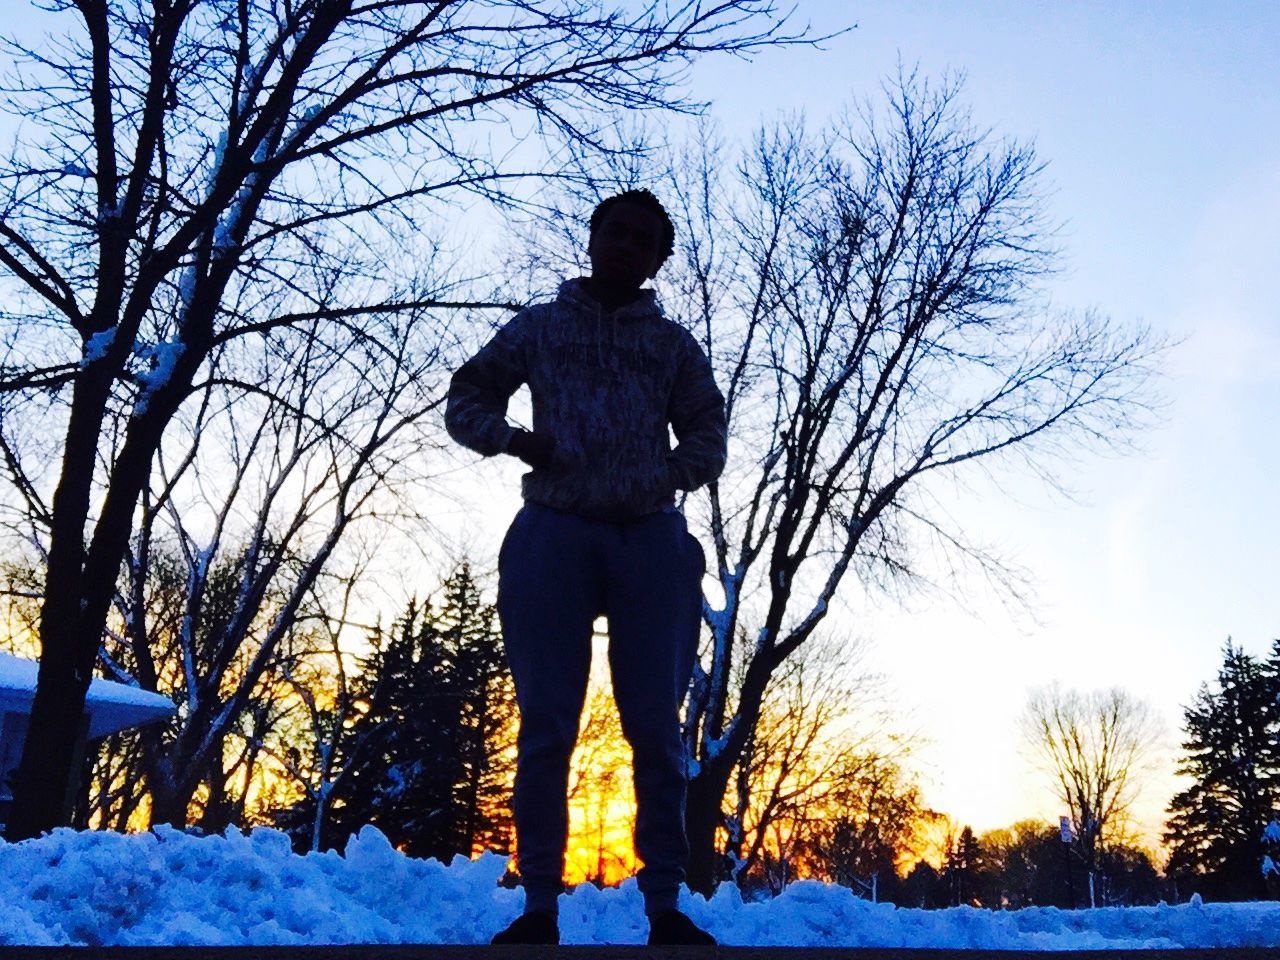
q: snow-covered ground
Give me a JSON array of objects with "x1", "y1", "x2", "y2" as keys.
[{"x1": 1, "y1": 825, "x2": 1277, "y2": 949}]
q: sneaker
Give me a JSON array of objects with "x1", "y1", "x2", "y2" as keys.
[
  {"x1": 647, "y1": 909, "x2": 717, "y2": 945},
  {"x1": 491, "y1": 910, "x2": 559, "y2": 945}
]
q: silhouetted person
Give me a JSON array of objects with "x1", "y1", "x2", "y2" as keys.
[{"x1": 446, "y1": 189, "x2": 726, "y2": 945}]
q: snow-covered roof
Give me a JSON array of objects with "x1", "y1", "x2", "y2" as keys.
[{"x1": 0, "y1": 653, "x2": 175, "y2": 739}]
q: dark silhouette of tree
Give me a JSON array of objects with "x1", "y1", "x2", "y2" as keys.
[
  {"x1": 51, "y1": 541, "x2": 299, "y2": 832},
  {"x1": 972, "y1": 819, "x2": 1160, "y2": 909},
  {"x1": 714, "y1": 635, "x2": 927, "y2": 897},
  {"x1": 436, "y1": 565, "x2": 518, "y2": 858},
  {"x1": 1021, "y1": 684, "x2": 1162, "y2": 904},
  {"x1": 799, "y1": 752, "x2": 934, "y2": 900},
  {"x1": 898, "y1": 859, "x2": 943, "y2": 909},
  {"x1": 1093, "y1": 843, "x2": 1163, "y2": 907},
  {"x1": 941, "y1": 825, "x2": 984, "y2": 906},
  {"x1": 1164, "y1": 640, "x2": 1280, "y2": 900},
  {"x1": 972, "y1": 820, "x2": 1064, "y2": 909},
  {"x1": 272, "y1": 564, "x2": 515, "y2": 860},
  {"x1": 0, "y1": 0, "x2": 807, "y2": 841},
  {"x1": 507, "y1": 69, "x2": 1166, "y2": 894},
  {"x1": 664, "y1": 76, "x2": 1166, "y2": 894},
  {"x1": 884, "y1": 819, "x2": 1161, "y2": 911}
]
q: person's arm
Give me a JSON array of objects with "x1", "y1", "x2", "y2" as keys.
[
  {"x1": 667, "y1": 330, "x2": 728, "y2": 491},
  {"x1": 445, "y1": 311, "x2": 532, "y2": 457}
]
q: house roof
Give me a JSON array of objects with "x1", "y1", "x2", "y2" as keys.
[{"x1": 0, "y1": 653, "x2": 176, "y2": 738}]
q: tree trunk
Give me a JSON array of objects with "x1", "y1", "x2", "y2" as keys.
[
  {"x1": 5, "y1": 359, "x2": 117, "y2": 841},
  {"x1": 147, "y1": 734, "x2": 222, "y2": 829},
  {"x1": 148, "y1": 776, "x2": 188, "y2": 829},
  {"x1": 4, "y1": 611, "x2": 96, "y2": 840},
  {"x1": 8, "y1": 374, "x2": 186, "y2": 839},
  {"x1": 684, "y1": 760, "x2": 734, "y2": 895}
]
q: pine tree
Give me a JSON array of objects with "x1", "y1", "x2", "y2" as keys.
[
  {"x1": 972, "y1": 820, "x2": 1062, "y2": 909},
  {"x1": 431, "y1": 563, "x2": 518, "y2": 858},
  {"x1": 273, "y1": 565, "x2": 516, "y2": 859},
  {"x1": 942, "y1": 826, "x2": 984, "y2": 906},
  {"x1": 1164, "y1": 641, "x2": 1280, "y2": 900},
  {"x1": 899, "y1": 859, "x2": 942, "y2": 909}
]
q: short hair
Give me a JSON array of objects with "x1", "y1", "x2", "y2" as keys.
[{"x1": 589, "y1": 189, "x2": 675, "y2": 268}]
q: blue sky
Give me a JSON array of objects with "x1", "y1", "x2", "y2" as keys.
[
  {"x1": 678, "y1": 1, "x2": 1280, "y2": 842},
  {"x1": 5, "y1": 0, "x2": 1274, "y2": 850}
]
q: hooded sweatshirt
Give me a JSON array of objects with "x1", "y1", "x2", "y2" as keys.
[{"x1": 445, "y1": 278, "x2": 728, "y2": 520}]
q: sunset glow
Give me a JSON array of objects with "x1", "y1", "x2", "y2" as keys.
[{"x1": 563, "y1": 667, "x2": 640, "y2": 886}]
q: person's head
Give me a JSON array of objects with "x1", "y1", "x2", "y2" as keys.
[{"x1": 587, "y1": 189, "x2": 675, "y2": 290}]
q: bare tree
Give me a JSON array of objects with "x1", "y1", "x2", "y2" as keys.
[
  {"x1": 1021, "y1": 683, "x2": 1162, "y2": 904},
  {"x1": 244, "y1": 566, "x2": 369, "y2": 850},
  {"x1": 521, "y1": 73, "x2": 1170, "y2": 891},
  {"x1": 459, "y1": 68, "x2": 1166, "y2": 892},
  {"x1": 0, "y1": 0, "x2": 807, "y2": 839},
  {"x1": 72, "y1": 728, "x2": 148, "y2": 831},
  {"x1": 16, "y1": 291, "x2": 449, "y2": 833},
  {"x1": 658, "y1": 74, "x2": 1167, "y2": 891},
  {"x1": 260, "y1": 564, "x2": 471, "y2": 854},
  {"x1": 721, "y1": 634, "x2": 921, "y2": 895},
  {"x1": 0, "y1": 562, "x2": 41, "y2": 658},
  {"x1": 801, "y1": 750, "x2": 935, "y2": 899},
  {"x1": 114, "y1": 303, "x2": 443, "y2": 827}
]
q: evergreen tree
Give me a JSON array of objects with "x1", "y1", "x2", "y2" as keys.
[
  {"x1": 431, "y1": 564, "x2": 518, "y2": 857},
  {"x1": 941, "y1": 826, "x2": 984, "y2": 906},
  {"x1": 1164, "y1": 641, "x2": 1280, "y2": 900},
  {"x1": 274, "y1": 564, "x2": 516, "y2": 859},
  {"x1": 898, "y1": 859, "x2": 943, "y2": 909},
  {"x1": 973, "y1": 820, "x2": 1063, "y2": 909}
]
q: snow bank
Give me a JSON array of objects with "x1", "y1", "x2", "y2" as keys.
[{"x1": 1, "y1": 825, "x2": 1278, "y2": 949}]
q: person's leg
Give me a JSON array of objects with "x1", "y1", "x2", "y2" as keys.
[
  {"x1": 498, "y1": 503, "x2": 600, "y2": 915},
  {"x1": 602, "y1": 509, "x2": 705, "y2": 916}
]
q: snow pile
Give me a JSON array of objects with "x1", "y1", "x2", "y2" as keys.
[{"x1": 2, "y1": 826, "x2": 1279, "y2": 949}]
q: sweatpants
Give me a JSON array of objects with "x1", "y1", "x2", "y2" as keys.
[{"x1": 496, "y1": 500, "x2": 705, "y2": 917}]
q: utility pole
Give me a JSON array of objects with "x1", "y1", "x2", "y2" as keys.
[{"x1": 1060, "y1": 816, "x2": 1075, "y2": 909}]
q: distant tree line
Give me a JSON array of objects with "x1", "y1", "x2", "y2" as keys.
[
  {"x1": 9, "y1": 552, "x2": 1279, "y2": 906},
  {"x1": 893, "y1": 822, "x2": 1162, "y2": 910},
  {"x1": 721, "y1": 633, "x2": 1280, "y2": 910}
]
